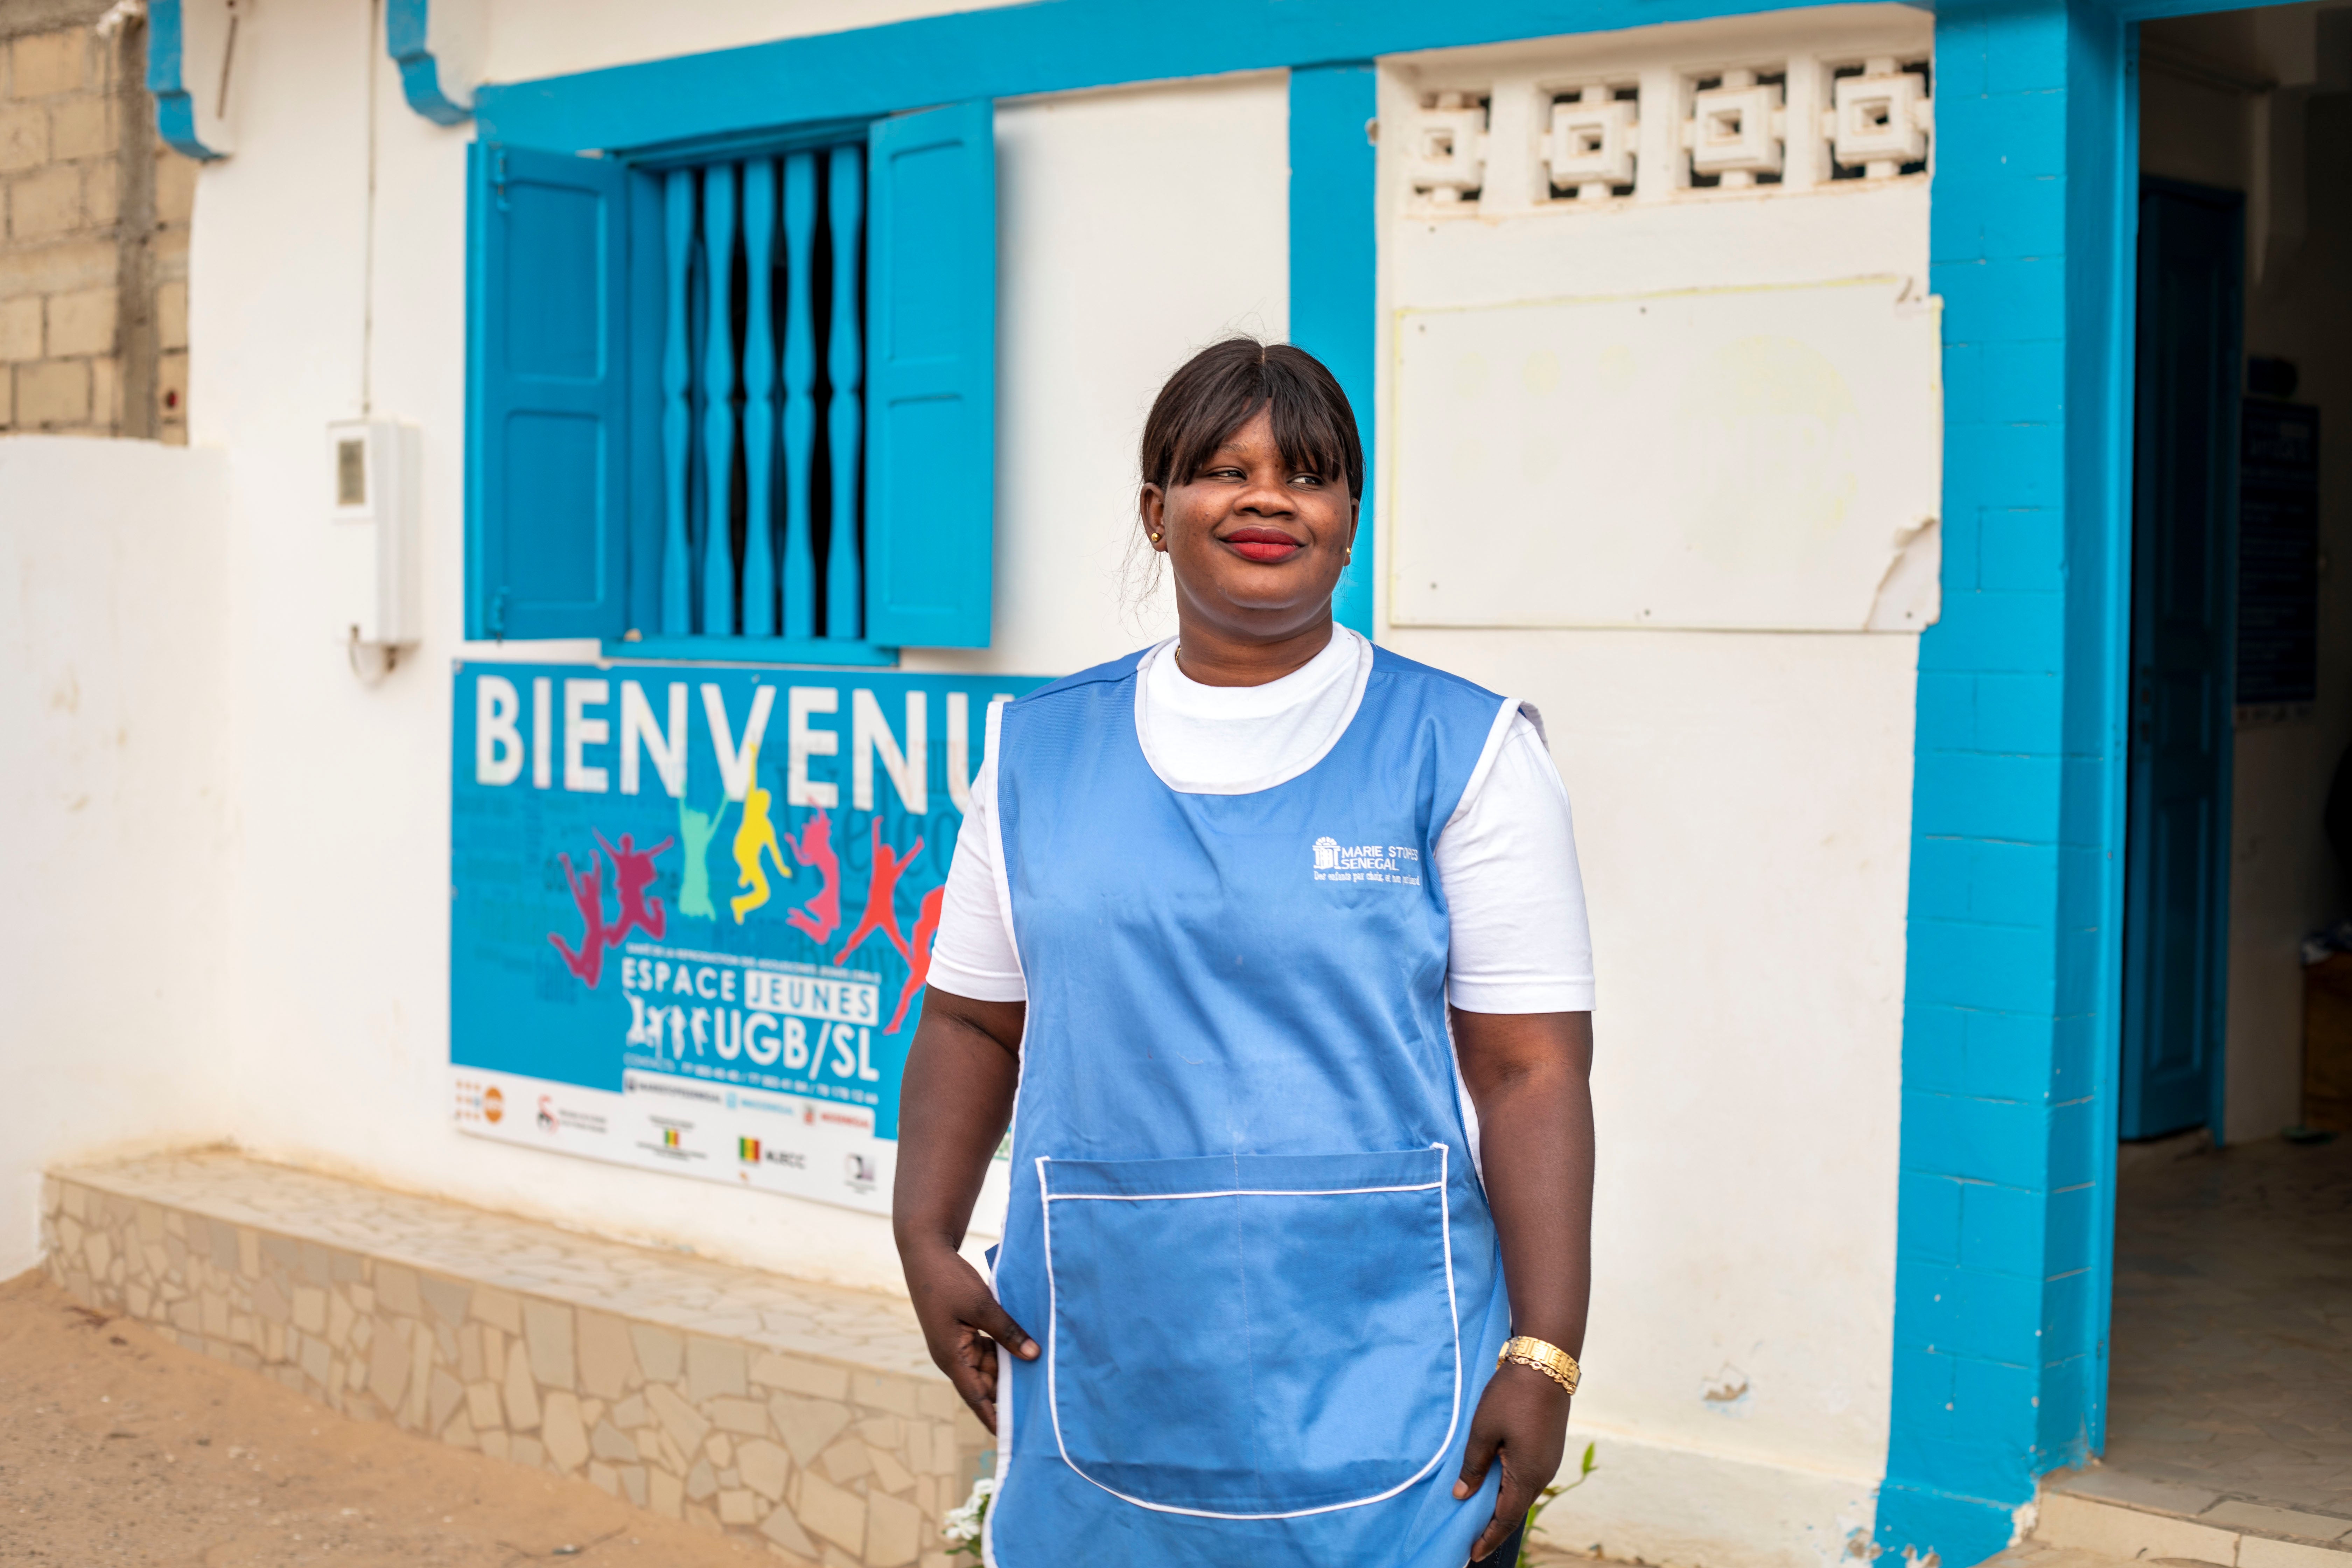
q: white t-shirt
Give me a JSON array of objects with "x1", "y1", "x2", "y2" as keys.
[{"x1": 929, "y1": 627, "x2": 1596, "y2": 1015}]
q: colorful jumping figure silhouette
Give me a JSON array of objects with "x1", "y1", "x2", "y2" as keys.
[
  {"x1": 783, "y1": 810, "x2": 841, "y2": 946},
  {"x1": 836, "y1": 819, "x2": 925, "y2": 967},
  {"x1": 598, "y1": 831, "x2": 673, "y2": 944},
  {"x1": 676, "y1": 794, "x2": 729, "y2": 920},
  {"x1": 885, "y1": 883, "x2": 947, "y2": 1034},
  {"x1": 548, "y1": 852, "x2": 611, "y2": 986},
  {"x1": 730, "y1": 743, "x2": 792, "y2": 925}
]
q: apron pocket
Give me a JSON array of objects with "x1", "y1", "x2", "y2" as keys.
[{"x1": 1038, "y1": 1144, "x2": 1460, "y2": 1517}]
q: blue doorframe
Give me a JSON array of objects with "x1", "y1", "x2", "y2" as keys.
[{"x1": 1879, "y1": 2, "x2": 2140, "y2": 1561}]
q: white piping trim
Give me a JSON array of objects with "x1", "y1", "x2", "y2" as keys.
[
  {"x1": 1049, "y1": 1182, "x2": 1443, "y2": 1202},
  {"x1": 1130, "y1": 627, "x2": 1376, "y2": 797},
  {"x1": 982, "y1": 695, "x2": 1025, "y2": 1568},
  {"x1": 1035, "y1": 1144, "x2": 1463, "y2": 1521},
  {"x1": 1444, "y1": 696, "x2": 1526, "y2": 835},
  {"x1": 1437, "y1": 697, "x2": 1525, "y2": 1182},
  {"x1": 1444, "y1": 1008, "x2": 1486, "y2": 1189},
  {"x1": 981, "y1": 1337, "x2": 1009, "y2": 1568}
]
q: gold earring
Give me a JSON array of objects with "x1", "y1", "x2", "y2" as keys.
[
  {"x1": 1150, "y1": 531, "x2": 1163, "y2": 545},
  {"x1": 1345, "y1": 546, "x2": 1353, "y2": 564}
]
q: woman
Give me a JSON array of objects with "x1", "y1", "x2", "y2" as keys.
[{"x1": 895, "y1": 339, "x2": 1596, "y2": 1568}]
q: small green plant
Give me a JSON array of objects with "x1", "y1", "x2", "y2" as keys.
[
  {"x1": 1518, "y1": 1442, "x2": 1599, "y2": 1567},
  {"x1": 943, "y1": 1474, "x2": 995, "y2": 1559}
]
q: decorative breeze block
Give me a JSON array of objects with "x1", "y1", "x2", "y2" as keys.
[
  {"x1": 1831, "y1": 58, "x2": 1932, "y2": 177},
  {"x1": 1687, "y1": 69, "x2": 1784, "y2": 186},
  {"x1": 1545, "y1": 86, "x2": 1639, "y2": 198},
  {"x1": 1406, "y1": 92, "x2": 1489, "y2": 204}
]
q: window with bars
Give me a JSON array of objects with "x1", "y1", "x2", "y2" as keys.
[{"x1": 465, "y1": 101, "x2": 997, "y2": 663}]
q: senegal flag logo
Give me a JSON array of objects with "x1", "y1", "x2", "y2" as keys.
[{"x1": 739, "y1": 1137, "x2": 761, "y2": 1163}]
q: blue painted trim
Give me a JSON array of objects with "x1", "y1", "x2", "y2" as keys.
[
  {"x1": 741, "y1": 159, "x2": 780, "y2": 639},
  {"x1": 701, "y1": 161, "x2": 741, "y2": 636},
  {"x1": 2084, "y1": 14, "x2": 2140, "y2": 1464},
  {"x1": 386, "y1": 0, "x2": 473, "y2": 125},
  {"x1": 476, "y1": 0, "x2": 1868, "y2": 155},
  {"x1": 145, "y1": 0, "x2": 226, "y2": 162},
  {"x1": 660, "y1": 169, "x2": 695, "y2": 637},
  {"x1": 606, "y1": 637, "x2": 899, "y2": 668},
  {"x1": 462, "y1": 139, "x2": 488, "y2": 636},
  {"x1": 826, "y1": 144, "x2": 866, "y2": 642},
  {"x1": 782, "y1": 152, "x2": 820, "y2": 640},
  {"x1": 1288, "y1": 63, "x2": 1378, "y2": 641},
  {"x1": 1877, "y1": 1, "x2": 2140, "y2": 1562}
]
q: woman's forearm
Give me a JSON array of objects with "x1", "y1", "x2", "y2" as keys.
[
  {"x1": 1452, "y1": 1009, "x2": 1596, "y2": 1356},
  {"x1": 891, "y1": 988, "x2": 1027, "y2": 1257}
]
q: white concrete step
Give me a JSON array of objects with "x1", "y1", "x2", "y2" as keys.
[{"x1": 2038, "y1": 1468, "x2": 2352, "y2": 1568}]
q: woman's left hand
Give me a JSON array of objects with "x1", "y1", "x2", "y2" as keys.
[{"x1": 1453, "y1": 1360, "x2": 1572, "y2": 1561}]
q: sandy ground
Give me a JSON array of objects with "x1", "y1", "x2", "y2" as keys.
[{"x1": 0, "y1": 1268, "x2": 766, "y2": 1567}]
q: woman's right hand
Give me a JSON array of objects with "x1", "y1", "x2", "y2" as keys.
[{"x1": 904, "y1": 1242, "x2": 1038, "y2": 1433}]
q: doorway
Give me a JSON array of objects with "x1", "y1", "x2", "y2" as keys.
[
  {"x1": 2094, "y1": 0, "x2": 2352, "y2": 1527},
  {"x1": 2121, "y1": 178, "x2": 2243, "y2": 1143}
]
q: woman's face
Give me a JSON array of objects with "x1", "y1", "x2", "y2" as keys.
[{"x1": 1140, "y1": 406, "x2": 1358, "y2": 644}]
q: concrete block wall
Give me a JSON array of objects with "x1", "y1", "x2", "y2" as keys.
[
  {"x1": 44, "y1": 1155, "x2": 990, "y2": 1567},
  {"x1": 0, "y1": 3, "x2": 193, "y2": 441}
]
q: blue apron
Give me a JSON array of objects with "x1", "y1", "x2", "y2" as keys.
[{"x1": 985, "y1": 644, "x2": 1516, "y2": 1568}]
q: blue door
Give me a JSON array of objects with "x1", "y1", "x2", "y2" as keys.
[{"x1": 2120, "y1": 180, "x2": 2242, "y2": 1141}]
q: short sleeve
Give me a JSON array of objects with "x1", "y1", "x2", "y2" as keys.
[
  {"x1": 1434, "y1": 710, "x2": 1595, "y2": 1013},
  {"x1": 927, "y1": 751, "x2": 1029, "y2": 1003}
]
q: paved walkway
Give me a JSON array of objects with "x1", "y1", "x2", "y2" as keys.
[
  {"x1": 0, "y1": 1267, "x2": 763, "y2": 1567},
  {"x1": 2105, "y1": 1134, "x2": 2352, "y2": 1516}
]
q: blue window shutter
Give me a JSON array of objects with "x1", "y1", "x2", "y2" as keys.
[
  {"x1": 466, "y1": 141, "x2": 630, "y2": 640},
  {"x1": 864, "y1": 100, "x2": 996, "y2": 649}
]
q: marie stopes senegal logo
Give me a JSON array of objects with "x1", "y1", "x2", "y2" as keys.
[{"x1": 1310, "y1": 836, "x2": 1422, "y2": 886}]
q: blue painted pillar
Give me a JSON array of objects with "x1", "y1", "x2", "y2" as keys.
[
  {"x1": 1878, "y1": 2, "x2": 2135, "y2": 1563},
  {"x1": 1288, "y1": 63, "x2": 1379, "y2": 639}
]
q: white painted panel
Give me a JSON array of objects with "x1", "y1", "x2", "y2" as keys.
[
  {"x1": 0, "y1": 439, "x2": 233, "y2": 1277},
  {"x1": 483, "y1": 0, "x2": 1031, "y2": 86},
  {"x1": 1391, "y1": 277, "x2": 1942, "y2": 631}
]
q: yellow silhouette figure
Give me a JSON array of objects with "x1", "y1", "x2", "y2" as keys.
[{"x1": 729, "y1": 741, "x2": 792, "y2": 924}]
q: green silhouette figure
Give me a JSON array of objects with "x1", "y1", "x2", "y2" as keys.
[{"x1": 676, "y1": 792, "x2": 732, "y2": 921}]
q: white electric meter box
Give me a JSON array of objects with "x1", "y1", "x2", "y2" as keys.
[{"x1": 326, "y1": 419, "x2": 422, "y2": 650}]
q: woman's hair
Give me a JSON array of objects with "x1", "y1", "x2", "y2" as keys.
[{"x1": 1139, "y1": 338, "x2": 1363, "y2": 502}]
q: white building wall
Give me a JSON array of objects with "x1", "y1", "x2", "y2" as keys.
[
  {"x1": 47, "y1": 6, "x2": 1942, "y2": 1566},
  {"x1": 0, "y1": 438, "x2": 234, "y2": 1276},
  {"x1": 181, "y1": 12, "x2": 1289, "y2": 1289},
  {"x1": 1373, "y1": 13, "x2": 1931, "y2": 1561}
]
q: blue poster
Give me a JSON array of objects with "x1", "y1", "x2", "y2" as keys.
[{"x1": 449, "y1": 660, "x2": 1047, "y2": 1214}]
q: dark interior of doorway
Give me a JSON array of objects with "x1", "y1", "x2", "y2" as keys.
[
  {"x1": 2096, "y1": 2, "x2": 2352, "y2": 1533},
  {"x1": 2121, "y1": 177, "x2": 2243, "y2": 1145}
]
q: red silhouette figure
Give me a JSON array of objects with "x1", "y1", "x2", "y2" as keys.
[
  {"x1": 784, "y1": 810, "x2": 842, "y2": 946},
  {"x1": 885, "y1": 883, "x2": 946, "y2": 1034},
  {"x1": 548, "y1": 852, "x2": 611, "y2": 986},
  {"x1": 597, "y1": 831, "x2": 674, "y2": 944},
  {"x1": 836, "y1": 819, "x2": 925, "y2": 967}
]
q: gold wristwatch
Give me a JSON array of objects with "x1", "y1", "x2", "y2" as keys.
[{"x1": 1497, "y1": 1335, "x2": 1581, "y2": 1396}]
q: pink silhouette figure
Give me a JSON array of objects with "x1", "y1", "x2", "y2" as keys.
[
  {"x1": 885, "y1": 883, "x2": 946, "y2": 1034},
  {"x1": 548, "y1": 852, "x2": 611, "y2": 986},
  {"x1": 598, "y1": 831, "x2": 674, "y2": 944},
  {"x1": 836, "y1": 820, "x2": 925, "y2": 967},
  {"x1": 784, "y1": 810, "x2": 842, "y2": 947}
]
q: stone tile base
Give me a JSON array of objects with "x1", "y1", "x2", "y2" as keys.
[
  {"x1": 2038, "y1": 1469, "x2": 2352, "y2": 1567},
  {"x1": 43, "y1": 1151, "x2": 988, "y2": 1567}
]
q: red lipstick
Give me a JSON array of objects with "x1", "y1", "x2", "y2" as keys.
[{"x1": 1223, "y1": 527, "x2": 1304, "y2": 564}]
